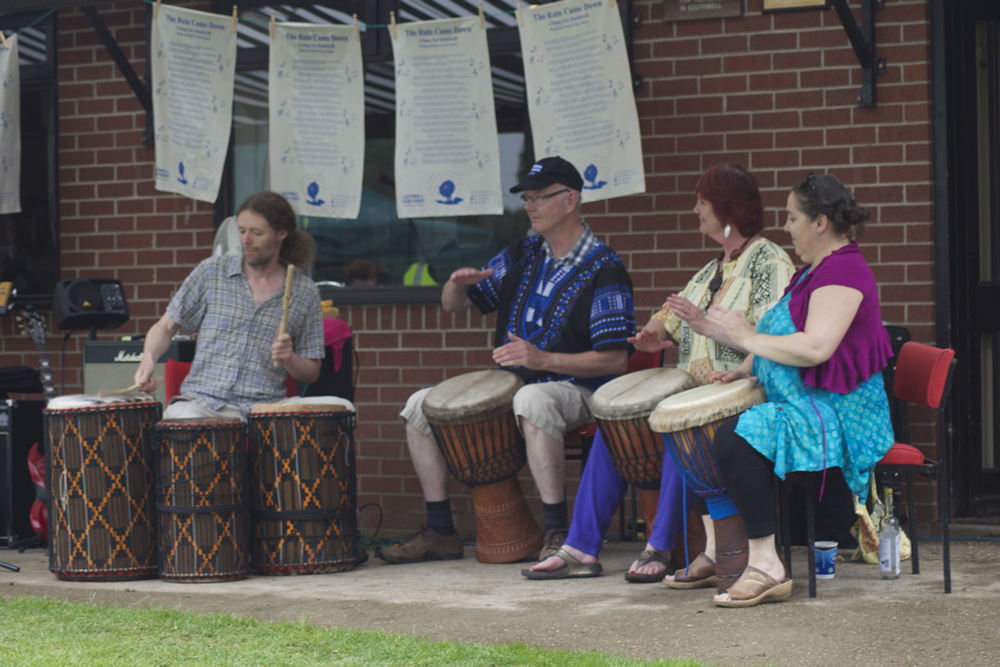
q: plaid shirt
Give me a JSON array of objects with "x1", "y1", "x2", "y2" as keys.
[
  {"x1": 540, "y1": 223, "x2": 596, "y2": 268},
  {"x1": 168, "y1": 254, "x2": 324, "y2": 415}
]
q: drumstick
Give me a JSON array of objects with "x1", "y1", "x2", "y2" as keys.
[
  {"x1": 98, "y1": 379, "x2": 161, "y2": 397},
  {"x1": 275, "y1": 263, "x2": 295, "y2": 367}
]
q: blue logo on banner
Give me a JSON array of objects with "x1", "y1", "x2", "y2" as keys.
[
  {"x1": 306, "y1": 182, "x2": 325, "y2": 206},
  {"x1": 436, "y1": 181, "x2": 463, "y2": 205},
  {"x1": 583, "y1": 164, "x2": 607, "y2": 190},
  {"x1": 177, "y1": 162, "x2": 188, "y2": 185}
]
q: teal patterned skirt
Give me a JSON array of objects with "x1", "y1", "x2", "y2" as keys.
[{"x1": 734, "y1": 294, "x2": 894, "y2": 497}]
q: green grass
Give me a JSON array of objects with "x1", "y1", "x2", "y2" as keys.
[{"x1": 0, "y1": 596, "x2": 709, "y2": 666}]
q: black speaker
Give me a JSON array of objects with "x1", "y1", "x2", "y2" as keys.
[
  {"x1": 0, "y1": 399, "x2": 45, "y2": 546},
  {"x1": 52, "y1": 278, "x2": 130, "y2": 331}
]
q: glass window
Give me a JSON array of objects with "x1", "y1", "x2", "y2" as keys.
[
  {"x1": 228, "y1": 2, "x2": 531, "y2": 295},
  {"x1": 0, "y1": 11, "x2": 58, "y2": 306}
]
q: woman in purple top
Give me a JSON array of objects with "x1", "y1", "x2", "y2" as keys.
[{"x1": 673, "y1": 173, "x2": 894, "y2": 607}]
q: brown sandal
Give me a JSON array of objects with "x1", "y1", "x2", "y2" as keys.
[
  {"x1": 624, "y1": 549, "x2": 674, "y2": 583},
  {"x1": 713, "y1": 565, "x2": 793, "y2": 608},
  {"x1": 664, "y1": 552, "x2": 717, "y2": 589}
]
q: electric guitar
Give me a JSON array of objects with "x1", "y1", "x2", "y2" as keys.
[
  {"x1": 15, "y1": 309, "x2": 55, "y2": 541},
  {"x1": 16, "y1": 310, "x2": 57, "y2": 403}
]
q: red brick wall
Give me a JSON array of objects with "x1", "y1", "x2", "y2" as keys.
[{"x1": 0, "y1": 0, "x2": 942, "y2": 535}]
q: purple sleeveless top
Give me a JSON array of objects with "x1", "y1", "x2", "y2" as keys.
[{"x1": 785, "y1": 243, "x2": 892, "y2": 394}]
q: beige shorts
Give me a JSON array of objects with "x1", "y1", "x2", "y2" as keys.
[{"x1": 401, "y1": 379, "x2": 594, "y2": 441}]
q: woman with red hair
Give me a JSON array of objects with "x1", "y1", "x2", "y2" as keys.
[{"x1": 525, "y1": 163, "x2": 794, "y2": 584}]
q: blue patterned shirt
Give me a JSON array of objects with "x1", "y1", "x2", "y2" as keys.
[
  {"x1": 167, "y1": 254, "x2": 324, "y2": 415},
  {"x1": 467, "y1": 226, "x2": 635, "y2": 391}
]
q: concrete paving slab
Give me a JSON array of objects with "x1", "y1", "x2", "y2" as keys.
[{"x1": 1, "y1": 534, "x2": 997, "y2": 666}]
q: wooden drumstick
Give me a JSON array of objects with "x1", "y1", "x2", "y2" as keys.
[
  {"x1": 275, "y1": 263, "x2": 295, "y2": 367},
  {"x1": 98, "y1": 378, "x2": 161, "y2": 397}
]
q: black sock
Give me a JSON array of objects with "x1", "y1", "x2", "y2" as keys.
[
  {"x1": 542, "y1": 500, "x2": 568, "y2": 533},
  {"x1": 426, "y1": 499, "x2": 455, "y2": 536}
]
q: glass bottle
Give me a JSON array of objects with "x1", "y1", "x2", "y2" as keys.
[{"x1": 879, "y1": 487, "x2": 901, "y2": 580}]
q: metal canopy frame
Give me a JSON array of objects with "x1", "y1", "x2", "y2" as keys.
[{"x1": 829, "y1": 0, "x2": 886, "y2": 107}]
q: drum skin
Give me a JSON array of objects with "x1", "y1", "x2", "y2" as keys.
[
  {"x1": 590, "y1": 368, "x2": 695, "y2": 489},
  {"x1": 45, "y1": 398, "x2": 162, "y2": 581},
  {"x1": 423, "y1": 371, "x2": 543, "y2": 564},
  {"x1": 153, "y1": 419, "x2": 250, "y2": 583},
  {"x1": 649, "y1": 380, "x2": 766, "y2": 592},
  {"x1": 248, "y1": 404, "x2": 359, "y2": 575}
]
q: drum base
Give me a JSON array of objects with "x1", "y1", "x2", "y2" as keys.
[
  {"x1": 251, "y1": 519, "x2": 357, "y2": 576},
  {"x1": 158, "y1": 511, "x2": 250, "y2": 584},
  {"x1": 471, "y1": 477, "x2": 544, "y2": 564},
  {"x1": 53, "y1": 569, "x2": 158, "y2": 582},
  {"x1": 713, "y1": 514, "x2": 749, "y2": 594}
]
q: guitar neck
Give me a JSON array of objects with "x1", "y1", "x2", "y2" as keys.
[
  {"x1": 36, "y1": 345, "x2": 56, "y2": 403},
  {"x1": 17, "y1": 311, "x2": 58, "y2": 403}
]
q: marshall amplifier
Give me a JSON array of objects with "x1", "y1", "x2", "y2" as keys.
[
  {"x1": 82, "y1": 339, "x2": 196, "y2": 405},
  {"x1": 0, "y1": 399, "x2": 45, "y2": 546}
]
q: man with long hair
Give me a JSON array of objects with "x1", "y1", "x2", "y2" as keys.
[{"x1": 134, "y1": 192, "x2": 323, "y2": 420}]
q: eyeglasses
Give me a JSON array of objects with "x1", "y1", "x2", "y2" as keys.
[{"x1": 520, "y1": 189, "x2": 570, "y2": 205}]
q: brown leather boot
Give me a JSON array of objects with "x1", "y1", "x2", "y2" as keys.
[{"x1": 376, "y1": 526, "x2": 464, "y2": 564}]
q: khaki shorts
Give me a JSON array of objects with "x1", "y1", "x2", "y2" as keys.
[{"x1": 401, "y1": 379, "x2": 594, "y2": 442}]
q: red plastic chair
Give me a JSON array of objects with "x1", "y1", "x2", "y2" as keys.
[
  {"x1": 875, "y1": 341, "x2": 957, "y2": 593},
  {"x1": 781, "y1": 341, "x2": 957, "y2": 597},
  {"x1": 164, "y1": 359, "x2": 297, "y2": 402}
]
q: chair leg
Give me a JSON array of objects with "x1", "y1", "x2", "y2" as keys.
[
  {"x1": 618, "y1": 492, "x2": 627, "y2": 540},
  {"x1": 630, "y1": 485, "x2": 639, "y2": 541},
  {"x1": 905, "y1": 472, "x2": 919, "y2": 575},
  {"x1": 806, "y1": 474, "x2": 817, "y2": 598},
  {"x1": 938, "y1": 469, "x2": 951, "y2": 594},
  {"x1": 780, "y1": 478, "x2": 793, "y2": 580}
]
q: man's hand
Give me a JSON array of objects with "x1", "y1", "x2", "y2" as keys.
[
  {"x1": 272, "y1": 328, "x2": 294, "y2": 364},
  {"x1": 493, "y1": 332, "x2": 546, "y2": 370},
  {"x1": 449, "y1": 267, "x2": 493, "y2": 287},
  {"x1": 133, "y1": 362, "x2": 159, "y2": 394},
  {"x1": 441, "y1": 267, "x2": 494, "y2": 312}
]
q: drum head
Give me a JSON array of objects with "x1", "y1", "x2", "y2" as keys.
[
  {"x1": 47, "y1": 394, "x2": 158, "y2": 411},
  {"x1": 648, "y1": 379, "x2": 766, "y2": 433},
  {"x1": 422, "y1": 370, "x2": 524, "y2": 424},
  {"x1": 590, "y1": 368, "x2": 696, "y2": 420},
  {"x1": 251, "y1": 396, "x2": 355, "y2": 414}
]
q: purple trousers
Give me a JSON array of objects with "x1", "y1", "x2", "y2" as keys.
[{"x1": 565, "y1": 428, "x2": 695, "y2": 558}]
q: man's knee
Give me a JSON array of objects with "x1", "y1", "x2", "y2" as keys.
[
  {"x1": 512, "y1": 383, "x2": 590, "y2": 441},
  {"x1": 400, "y1": 387, "x2": 434, "y2": 438}
]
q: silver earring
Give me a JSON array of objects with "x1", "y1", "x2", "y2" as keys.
[{"x1": 724, "y1": 224, "x2": 731, "y2": 238}]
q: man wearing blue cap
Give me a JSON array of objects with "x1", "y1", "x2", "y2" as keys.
[{"x1": 380, "y1": 157, "x2": 636, "y2": 564}]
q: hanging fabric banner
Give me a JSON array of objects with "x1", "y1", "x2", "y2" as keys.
[
  {"x1": 152, "y1": 5, "x2": 236, "y2": 203},
  {"x1": 392, "y1": 17, "x2": 502, "y2": 218},
  {"x1": 518, "y1": 0, "x2": 645, "y2": 202},
  {"x1": 0, "y1": 34, "x2": 21, "y2": 214},
  {"x1": 270, "y1": 23, "x2": 364, "y2": 219}
]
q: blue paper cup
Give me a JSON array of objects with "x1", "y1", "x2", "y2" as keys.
[{"x1": 815, "y1": 540, "x2": 838, "y2": 579}]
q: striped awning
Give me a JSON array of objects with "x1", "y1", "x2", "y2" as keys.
[{"x1": 234, "y1": 3, "x2": 528, "y2": 116}]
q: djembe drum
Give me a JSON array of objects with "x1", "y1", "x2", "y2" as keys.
[
  {"x1": 45, "y1": 395, "x2": 161, "y2": 581},
  {"x1": 422, "y1": 370, "x2": 544, "y2": 564},
  {"x1": 153, "y1": 419, "x2": 250, "y2": 582},
  {"x1": 248, "y1": 398, "x2": 359, "y2": 575},
  {"x1": 649, "y1": 379, "x2": 767, "y2": 593},
  {"x1": 589, "y1": 367, "x2": 700, "y2": 564}
]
